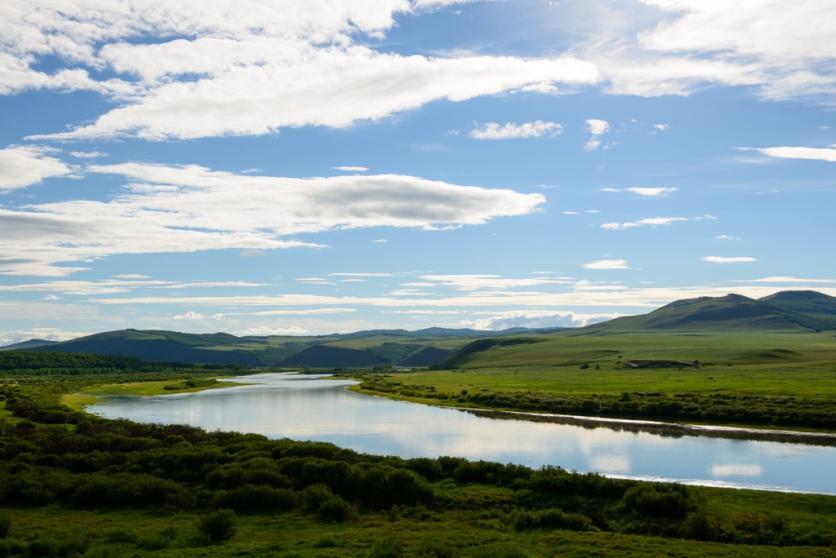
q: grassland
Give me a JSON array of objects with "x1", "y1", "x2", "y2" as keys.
[{"x1": 352, "y1": 331, "x2": 836, "y2": 430}]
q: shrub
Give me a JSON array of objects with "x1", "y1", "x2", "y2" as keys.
[
  {"x1": 0, "y1": 540, "x2": 26, "y2": 558},
  {"x1": 622, "y1": 484, "x2": 692, "y2": 519},
  {"x1": 216, "y1": 484, "x2": 298, "y2": 513},
  {"x1": 301, "y1": 483, "x2": 335, "y2": 511},
  {"x1": 317, "y1": 496, "x2": 352, "y2": 523},
  {"x1": 198, "y1": 509, "x2": 236, "y2": 542},
  {"x1": 0, "y1": 515, "x2": 9, "y2": 538},
  {"x1": 135, "y1": 533, "x2": 170, "y2": 551}
]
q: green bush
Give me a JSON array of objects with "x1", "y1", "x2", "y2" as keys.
[
  {"x1": 368, "y1": 539, "x2": 403, "y2": 558},
  {"x1": 198, "y1": 509, "x2": 236, "y2": 542},
  {"x1": 0, "y1": 515, "x2": 9, "y2": 538},
  {"x1": 622, "y1": 484, "x2": 693, "y2": 519},
  {"x1": 317, "y1": 495, "x2": 352, "y2": 523},
  {"x1": 216, "y1": 484, "x2": 298, "y2": 513}
]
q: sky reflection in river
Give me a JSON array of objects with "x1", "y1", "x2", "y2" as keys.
[{"x1": 89, "y1": 373, "x2": 836, "y2": 494}]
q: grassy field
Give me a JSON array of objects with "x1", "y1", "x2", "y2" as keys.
[{"x1": 351, "y1": 331, "x2": 836, "y2": 430}]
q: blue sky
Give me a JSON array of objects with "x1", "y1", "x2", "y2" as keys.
[{"x1": 1, "y1": 0, "x2": 835, "y2": 342}]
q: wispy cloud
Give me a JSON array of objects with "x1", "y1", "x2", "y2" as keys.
[
  {"x1": 601, "y1": 217, "x2": 688, "y2": 230},
  {"x1": 602, "y1": 187, "x2": 678, "y2": 197},
  {"x1": 582, "y1": 259, "x2": 628, "y2": 270},
  {"x1": 332, "y1": 165, "x2": 369, "y2": 172},
  {"x1": 739, "y1": 145, "x2": 836, "y2": 163},
  {"x1": 701, "y1": 256, "x2": 757, "y2": 264},
  {"x1": 470, "y1": 120, "x2": 563, "y2": 140}
]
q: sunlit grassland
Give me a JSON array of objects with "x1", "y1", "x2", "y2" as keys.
[{"x1": 60, "y1": 378, "x2": 242, "y2": 411}]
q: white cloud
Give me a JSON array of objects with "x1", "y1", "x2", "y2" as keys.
[
  {"x1": 584, "y1": 118, "x2": 609, "y2": 151},
  {"x1": 626, "y1": 187, "x2": 678, "y2": 197},
  {"x1": 601, "y1": 217, "x2": 687, "y2": 230},
  {"x1": 701, "y1": 256, "x2": 757, "y2": 264},
  {"x1": 371, "y1": 238, "x2": 388, "y2": 243},
  {"x1": 331, "y1": 272, "x2": 393, "y2": 277},
  {"x1": 0, "y1": 163, "x2": 543, "y2": 276},
  {"x1": 602, "y1": 187, "x2": 678, "y2": 197},
  {"x1": 587, "y1": 1, "x2": 836, "y2": 102},
  {"x1": 715, "y1": 234, "x2": 741, "y2": 241},
  {"x1": 652, "y1": 123, "x2": 670, "y2": 132},
  {"x1": 420, "y1": 274, "x2": 571, "y2": 291},
  {"x1": 582, "y1": 259, "x2": 628, "y2": 270},
  {"x1": 470, "y1": 120, "x2": 563, "y2": 140},
  {"x1": 6, "y1": 1, "x2": 596, "y2": 141},
  {"x1": 468, "y1": 309, "x2": 618, "y2": 330},
  {"x1": 743, "y1": 146, "x2": 836, "y2": 163},
  {"x1": 69, "y1": 151, "x2": 108, "y2": 159},
  {"x1": 173, "y1": 311, "x2": 204, "y2": 320},
  {"x1": 332, "y1": 165, "x2": 369, "y2": 172},
  {"x1": 0, "y1": 146, "x2": 73, "y2": 192},
  {"x1": 222, "y1": 308, "x2": 357, "y2": 317}
]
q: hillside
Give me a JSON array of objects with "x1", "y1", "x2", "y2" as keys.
[
  {"x1": 442, "y1": 291, "x2": 836, "y2": 369},
  {"x1": 583, "y1": 291, "x2": 836, "y2": 333},
  {"x1": 0, "y1": 338, "x2": 58, "y2": 351},
  {"x1": 279, "y1": 345, "x2": 388, "y2": 368}
]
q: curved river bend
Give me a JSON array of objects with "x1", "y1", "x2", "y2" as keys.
[{"x1": 88, "y1": 373, "x2": 836, "y2": 495}]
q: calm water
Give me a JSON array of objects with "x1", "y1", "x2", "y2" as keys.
[{"x1": 89, "y1": 373, "x2": 836, "y2": 494}]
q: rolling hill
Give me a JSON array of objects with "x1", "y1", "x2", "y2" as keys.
[
  {"x1": 0, "y1": 338, "x2": 58, "y2": 351},
  {"x1": 582, "y1": 291, "x2": 836, "y2": 333},
  {"x1": 440, "y1": 291, "x2": 836, "y2": 369}
]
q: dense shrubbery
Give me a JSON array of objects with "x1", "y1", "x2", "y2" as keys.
[{"x1": 198, "y1": 509, "x2": 237, "y2": 542}]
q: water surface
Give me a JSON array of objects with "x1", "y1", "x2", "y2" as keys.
[{"x1": 89, "y1": 373, "x2": 836, "y2": 494}]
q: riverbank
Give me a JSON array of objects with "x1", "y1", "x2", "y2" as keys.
[
  {"x1": 347, "y1": 365, "x2": 836, "y2": 433},
  {"x1": 61, "y1": 377, "x2": 244, "y2": 411}
]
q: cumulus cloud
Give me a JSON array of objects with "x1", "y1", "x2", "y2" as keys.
[
  {"x1": 601, "y1": 217, "x2": 687, "y2": 230},
  {"x1": 584, "y1": 118, "x2": 609, "y2": 151},
  {"x1": 582, "y1": 259, "x2": 628, "y2": 270},
  {"x1": 0, "y1": 163, "x2": 543, "y2": 276},
  {"x1": 0, "y1": 146, "x2": 73, "y2": 192},
  {"x1": 470, "y1": 120, "x2": 563, "y2": 140},
  {"x1": 701, "y1": 256, "x2": 757, "y2": 264},
  {"x1": 468, "y1": 309, "x2": 618, "y2": 330},
  {"x1": 742, "y1": 146, "x2": 836, "y2": 163},
  {"x1": 69, "y1": 151, "x2": 108, "y2": 159}
]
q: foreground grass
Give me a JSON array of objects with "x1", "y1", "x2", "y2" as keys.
[{"x1": 3, "y1": 503, "x2": 835, "y2": 558}]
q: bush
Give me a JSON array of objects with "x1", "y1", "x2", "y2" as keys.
[
  {"x1": 0, "y1": 540, "x2": 26, "y2": 558},
  {"x1": 216, "y1": 484, "x2": 298, "y2": 513},
  {"x1": 301, "y1": 483, "x2": 334, "y2": 511},
  {"x1": 0, "y1": 515, "x2": 9, "y2": 538},
  {"x1": 198, "y1": 509, "x2": 236, "y2": 542},
  {"x1": 317, "y1": 496, "x2": 352, "y2": 523},
  {"x1": 622, "y1": 484, "x2": 692, "y2": 519}
]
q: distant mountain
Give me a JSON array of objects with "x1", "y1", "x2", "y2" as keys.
[
  {"x1": 279, "y1": 345, "x2": 388, "y2": 368},
  {"x1": 398, "y1": 346, "x2": 456, "y2": 367},
  {"x1": 582, "y1": 291, "x2": 836, "y2": 333},
  {"x1": 0, "y1": 338, "x2": 59, "y2": 351}
]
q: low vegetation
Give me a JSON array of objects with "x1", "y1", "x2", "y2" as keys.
[{"x1": 0, "y1": 361, "x2": 834, "y2": 556}]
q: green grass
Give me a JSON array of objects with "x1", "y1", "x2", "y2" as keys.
[
  {"x1": 351, "y1": 331, "x2": 836, "y2": 430},
  {"x1": 60, "y1": 377, "x2": 241, "y2": 410},
  {"x1": 2, "y1": 489, "x2": 835, "y2": 558}
]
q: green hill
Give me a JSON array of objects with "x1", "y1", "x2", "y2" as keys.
[
  {"x1": 279, "y1": 345, "x2": 388, "y2": 367},
  {"x1": 583, "y1": 290, "x2": 836, "y2": 333},
  {"x1": 0, "y1": 338, "x2": 58, "y2": 351},
  {"x1": 442, "y1": 291, "x2": 836, "y2": 369}
]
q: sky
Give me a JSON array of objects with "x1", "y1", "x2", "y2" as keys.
[{"x1": 1, "y1": 0, "x2": 835, "y2": 343}]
